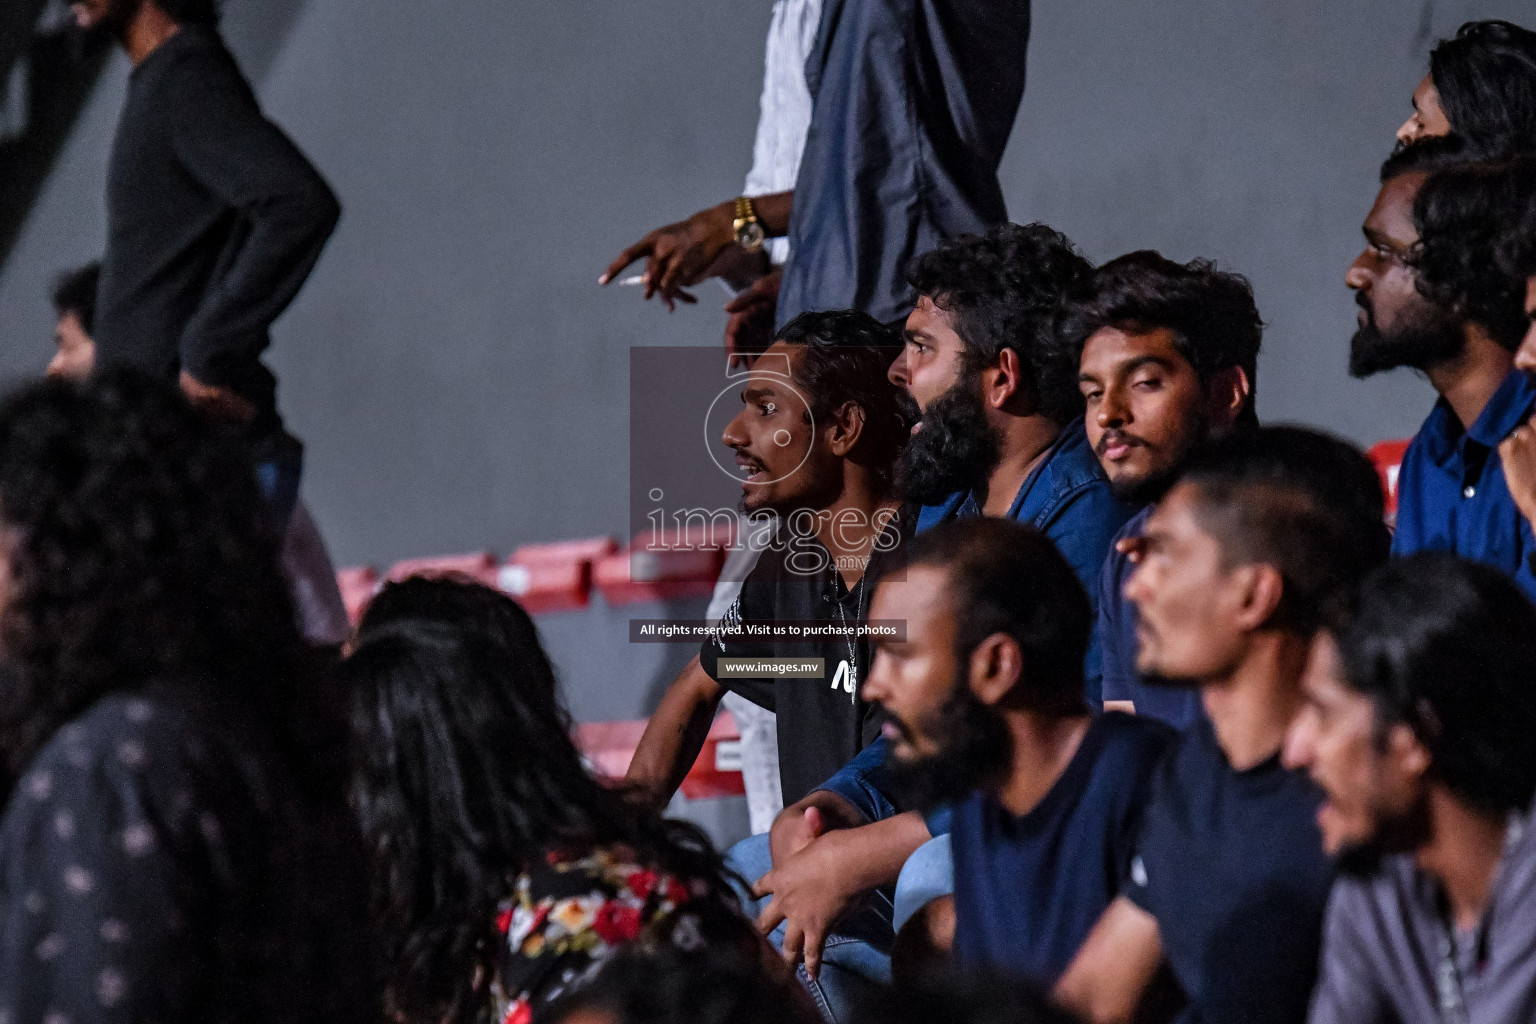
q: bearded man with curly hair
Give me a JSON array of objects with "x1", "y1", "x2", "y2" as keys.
[{"x1": 1346, "y1": 137, "x2": 1536, "y2": 602}]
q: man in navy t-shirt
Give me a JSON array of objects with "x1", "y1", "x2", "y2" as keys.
[
  {"x1": 1053, "y1": 251, "x2": 1262, "y2": 731},
  {"x1": 1055, "y1": 427, "x2": 1390, "y2": 1024},
  {"x1": 857, "y1": 517, "x2": 1171, "y2": 986}
]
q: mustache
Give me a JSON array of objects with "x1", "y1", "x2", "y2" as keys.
[
  {"x1": 882, "y1": 707, "x2": 918, "y2": 746},
  {"x1": 730, "y1": 447, "x2": 768, "y2": 474},
  {"x1": 1095, "y1": 429, "x2": 1147, "y2": 457},
  {"x1": 1355, "y1": 291, "x2": 1376, "y2": 323}
]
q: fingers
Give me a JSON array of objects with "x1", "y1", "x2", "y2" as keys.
[
  {"x1": 780, "y1": 919, "x2": 805, "y2": 967},
  {"x1": 723, "y1": 286, "x2": 774, "y2": 315},
  {"x1": 756, "y1": 897, "x2": 787, "y2": 936},
  {"x1": 601, "y1": 237, "x2": 655, "y2": 285},
  {"x1": 803, "y1": 806, "x2": 825, "y2": 840},
  {"x1": 802, "y1": 923, "x2": 826, "y2": 980},
  {"x1": 643, "y1": 250, "x2": 665, "y2": 301},
  {"x1": 750, "y1": 869, "x2": 776, "y2": 901}
]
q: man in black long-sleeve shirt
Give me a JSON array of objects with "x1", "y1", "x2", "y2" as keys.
[{"x1": 74, "y1": 0, "x2": 340, "y2": 524}]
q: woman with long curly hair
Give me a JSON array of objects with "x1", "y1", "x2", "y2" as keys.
[
  {"x1": 342, "y1": 576, "x2": 761, "y2": 1024},
  {"x1": 0, "y1": 370, "x2": 374, "y2": 1024}
]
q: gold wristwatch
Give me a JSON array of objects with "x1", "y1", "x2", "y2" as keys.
[{"x1": 733, "y1": 196, "x2": 766, "y2": 253}]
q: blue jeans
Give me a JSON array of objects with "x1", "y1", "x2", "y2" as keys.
[
  {"x1": 725, "y1": 833, "x2": 892, "y2": 1023},
  {"x1": 892, "y1": 834, "x2": 954, "y2": 933}
]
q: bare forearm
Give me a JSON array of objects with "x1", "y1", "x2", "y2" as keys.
[
  {"x1": 748, "y1": 191, "x2": 793, "y2": 237},
  {"x1": 624, "y1": 657, "x2": 724, "y2": 808},
  {"x1": 1054, "y1": 897, "x2": 1164, "y2": 1024},
  {"x1": 819, "y1": 812, "x2": 931, "y2": 894}
]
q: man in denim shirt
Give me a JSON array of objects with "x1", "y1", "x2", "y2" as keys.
[{"x1": 1058, "y1": 252, "x2": 1262, "y2": 731}]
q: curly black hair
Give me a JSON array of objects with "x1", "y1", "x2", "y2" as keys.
[
  {"x1": 1428, "y1": 20, "x2": 1536, "y2": 158},
  {"x1": 1049, "y1": 250, "x2": 1263, "y2": 427},
  {"x1": 1392, "y1": 139, "x2": 1531, "y2": 350},
  {"x1": 1485, "y1": 157, "x2": 1536, "y2": 282},
  {"x1": 344, "y1": 577, "x2": 741, "y2": 1024},
  {"x1": 907, "y1": 223, "x2": 1092, "y2": 424},
  {"x1": 0, "y1": 369, "x2": 314, "y2": 799},
  {"x1": 777, "y1": 309, "x2": 912, "y2": 486}
]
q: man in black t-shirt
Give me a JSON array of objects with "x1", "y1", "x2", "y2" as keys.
[
  {"x1": 1055, "y1": 427, "x2": 1390, "y2": 1024},
  {"x1": 626, "y1": 310, "x2": 908, "y2": 811},
  {"x1": 74, "y1": 0, "x2": 340, "y2": 527}
]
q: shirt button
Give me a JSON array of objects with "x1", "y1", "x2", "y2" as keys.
[{"x1": 1463, "y1": 485, "x2": 1476, "y2": 499}]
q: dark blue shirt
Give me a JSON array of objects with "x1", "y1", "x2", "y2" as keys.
[
  {"x1": 1125, "y1": 717, "x2": 1332, "y2": 1024},
  {"x1": 1392, "y1": 368, "x2": 1536, "y2": 602},
  {"x1": 1097, "y1": 505, "x2": 1203, "y2": 730},
  {"x1": 915, "y1": 416, "x2": 1136, "y2": 705},
  {"x1": 776, "y1": 0, "x2": 1031, "y2": 327},
  {"x1": 818, "y1": 419, "x2": 1132, "y2": 822},
  {"x1": 950, "y1": 713, "x2": 1172, "y2": 986}
]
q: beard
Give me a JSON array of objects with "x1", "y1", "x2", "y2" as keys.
[
  {"x1": 1099, "y1": 413, "x2": 1209, "y2": 508},
  {"x1": 902, "y1": 373, "x2": 1001, "y2": 507},
  {"x1": 1332, "y1": 791, "x2": 1434, "y2": 878},
  {"x1": 882, "y1": 685, "x2": 1012, "y2": 813},
  {"x1": 1349, "y1": 298, "x2": 1465, "y2": 378}
]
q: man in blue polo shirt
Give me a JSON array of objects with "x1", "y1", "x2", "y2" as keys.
[
  {"x1": 860, "y1": 517, "x2": 1171, "y2": 986},
  {"x1": 1055, "y1": 427, "x2": 1390, "y2": 1024},
  {"x1": 1346, "y1": 138, "x2": 1536, "y2": 600},
  {"x1": 1056, "y1": 251, "x2": 1261, "y2": 731}
]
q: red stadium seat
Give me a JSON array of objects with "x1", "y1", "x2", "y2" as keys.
[
  {"x1": 1367, "y1": 439, "x2": 1411, "y2": 524},
  {"x1": 385, "y1": 551, "x2": 499, "y2": 586},
  {"x1": 498, "y1": 537, "x2": 616, "y2": 614},
  {"x1": 592, "y1": 527, "x2": 729, "y2": 605},
  {"x1": 335, "y1": 566, "x2": 380, "y2": 626},
  {"x1": 574, "y1": 712, "x2": 744, "y2": 799}
]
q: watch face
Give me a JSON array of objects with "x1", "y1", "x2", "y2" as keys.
[{"x1": 736, "y1": 221, "x2": 766, "y2": 251}]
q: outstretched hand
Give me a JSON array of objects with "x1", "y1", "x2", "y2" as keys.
[
  {"x1": 601, "y1": 202, "x2": 735, "y2": 311},
  {"x1": 753, "y1": 824, "x2": 859, "y2": 980}
]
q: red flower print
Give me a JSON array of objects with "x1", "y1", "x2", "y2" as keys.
[
  {"x1": 496, "y1": 908, "x2": 513, "y2": 935},
  {"x1": 504, "y1": 999, "x2": 532, "y2": 1024},
  {"x1": 591, "y1": 900, "x2": 644, "y2": 944},
  {"x1": 625, "y1": 869, "x2": 658, "y2": 900},
  {"x1": 661, "y1": 876, "x2": 692, "y2": 904}
]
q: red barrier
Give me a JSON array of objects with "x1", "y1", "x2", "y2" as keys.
[
  {"x1": 499, "y1": 537, "x2": 615, "y2": 614},
  {"x1": 336, "y1": 566, "x2": 380, "y2": 626},
  {"x1": 1367, "y1": 439, "x2": 1411, "y2": 523},
  {"x1": 385, "y1": 551, "x2": 500, "y2": 586},
  {"x1": 575, "y1": 712, "x2": 744, "y2": 799},
  {"x1": 593, "y1": 528, "x2": 728, "y2": 605}
]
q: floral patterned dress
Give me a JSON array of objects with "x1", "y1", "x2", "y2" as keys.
[{"x1": 491, "y1": 845, "x2": 755, "y2": 1024}]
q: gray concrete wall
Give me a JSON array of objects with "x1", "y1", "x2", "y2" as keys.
[{"x1": 1, "y1": 0, "x2": 1531, "y2": 722}]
